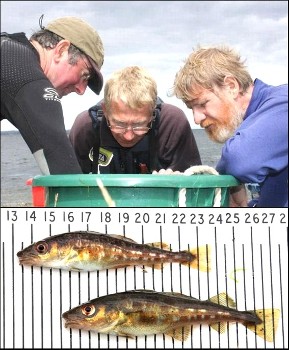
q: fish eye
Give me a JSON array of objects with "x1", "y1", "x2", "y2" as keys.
[
  {"x1": 35, "y1": 241, "x2": 48, "y2": 254},
  {"x1": 82, "y1": 304, "x2": 95, "y2": 316}
]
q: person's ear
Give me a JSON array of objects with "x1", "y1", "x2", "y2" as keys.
[
  {"x1": 54, "y1": 40, "x2": 70, "y2": 62},
  {"x1": 224, "y1": 76, "x2": 239, "y2": 98}
]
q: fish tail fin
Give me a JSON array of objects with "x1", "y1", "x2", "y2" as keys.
[
  {"x1": 246, "y1": 308, "x2": 280, "y2": 342},
  {"x1": 187, "y1": 245, "x2": 211, "y2": 271}
]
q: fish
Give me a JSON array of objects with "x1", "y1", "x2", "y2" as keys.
[
  {"x1": 62, "y1": 289, "x2": 280, "y2": 343},
  {"x1": 16, "y1": 231, "x2": 211, "y2": 272}
]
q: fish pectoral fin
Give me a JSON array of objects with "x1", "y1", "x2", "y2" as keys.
[
  {"x1": 103, "y1": 317, "x2": 135, "y2": 339},
  {"x1": 210, "y1": 322, "x2": 228, "y2": 334},
  {"x1": 63, "y1": 249, "x2": 82, "y2": 268},
  {"x1": 64, "y1": 248, "x2": 93, "y2": 271},
  {"x1": 69, "y1": 267, "x2": 82, "y2": 272},
  {"x1": 247, "y1": 308, "x2": 280, "y2": 343},
  {"x1": 188, "y1": 245, "x2": 211, "y2": 272},
  {"x1": 116, "y1": 331, "x2": 135, "y2": 339},
  {"x1": 114, "y1": 324, "x2": 136, "y2": 339},
  {"x1": 209, "y1": 293, "x2": 236, "y2": 309},
  {"x1": 146, "y1": 242, "x2": 170, "y2": 250},
  {"x1": 166, "y1": 326, "x2": 191, "y2": 341},
  {"x1": 65, "y1": 248, "x2": 79, "y2": 260}
]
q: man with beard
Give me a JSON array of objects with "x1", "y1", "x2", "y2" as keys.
[{"x1": 171, "y1": 45, "x2": 288, "y2": 207}]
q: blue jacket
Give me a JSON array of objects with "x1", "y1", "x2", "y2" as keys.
[{"x1": 216, "y1": 79, "x2": 288, "y2": 207}]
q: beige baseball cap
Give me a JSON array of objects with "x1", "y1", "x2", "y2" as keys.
[{"x1": 46, "y1": 16, "x2": 104, "y2": 94}]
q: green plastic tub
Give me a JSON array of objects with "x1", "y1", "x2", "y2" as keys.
[{"x1": 27, "y1": 174, "x2": 240, "y2": 207}]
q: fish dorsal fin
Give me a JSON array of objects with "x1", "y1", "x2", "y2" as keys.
[
  {"x1": 247, "y1": 308, "x2": 280, "y2": 342},
  {"x1": 209, "y1": 293, "x2": 236, "y2": 309},
  {"x1": 134, "y1": 289, "x2": 157, "y2": 293},
  {"x1": 161, "y1": 291, "x2": 184, "y2": 297},
  {"x1": 166, "y1": 326, "x2": 191, "y2": 341},
  {"x1": 108, "y1": 234, "x2": 138, "y2": 243},
  {"x1": 160, "y1": 291, "x2": 199, "y2": 302},
  {"x1": 146, "y1": 242, "x2": 170, "y2": 250}
]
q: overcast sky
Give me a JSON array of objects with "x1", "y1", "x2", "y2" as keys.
[{"x1": 1, "y1": 0, "x2": 288, "y2": 131}]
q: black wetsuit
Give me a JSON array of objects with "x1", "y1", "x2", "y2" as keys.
[{"x1": 1, "y1": 32, "x2": 82, "y2": 174}]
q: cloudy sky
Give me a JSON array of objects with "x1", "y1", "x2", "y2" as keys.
[{"x1": 1, "y1": 0, "x2": 288, "y2": 131}]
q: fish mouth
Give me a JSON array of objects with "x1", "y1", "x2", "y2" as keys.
[
  {"x1": 62, "y1": 311, "x2": 77, "y2": 324},
  {"x1": 16, "y1": 251, "x2": 33, "y2": 260},
  {"x1": 63, "y1": 320, "x2": 78, "y2": 328},
  {"x1": 62, "y1": 311, "x2": 70, "y2": 319},
  {"x1": 62, "y1": 316, "x2": 85, "y2": 329},
  {"x1": 17, "y1": 255, "x2": 39, "y2": 266},
  {"x1": 17, "y1": 257, "x2": 30, "y2": 264}
]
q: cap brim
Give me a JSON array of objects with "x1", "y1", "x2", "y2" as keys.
[{"x1": 87, "y1": 57, "x2": 103, "y2": 95}]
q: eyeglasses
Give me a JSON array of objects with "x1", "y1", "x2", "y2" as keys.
[
  {"x1": 106, "y1": 118, "x2": 154, "y2": 135},
  {"x1": 80, "y1": 56, "x2": 93, "y2": 82}
]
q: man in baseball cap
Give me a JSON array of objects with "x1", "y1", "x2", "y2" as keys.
[
  {"x1": 1, "y1": 16, "x2": 105, "y2": 176},
  {"x1": 45, "y1": 16, "x2": 104, "y2": 94}
]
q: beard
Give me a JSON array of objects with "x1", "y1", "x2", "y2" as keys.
[{"x1": 205, "y1": 108, "x2": 244, "y2": 144}]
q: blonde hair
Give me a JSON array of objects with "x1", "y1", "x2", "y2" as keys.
[
  {"x1": 172, "y1": 45, "x2": 253, "y2": 102},
  {"x1": 104, "y1": 66, "x2": 157, "y2": 112}
]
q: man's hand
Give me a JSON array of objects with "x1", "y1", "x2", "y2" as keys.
[
  {"x1": 152, "y1": 169, "x2": 181, "y2": 175},
  {"x1": 229, "y1": 184, "x2": 248, "y2": 207}
]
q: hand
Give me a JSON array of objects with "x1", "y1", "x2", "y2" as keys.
[
  {"x1": 152, "y1": 168, "x2": 181, "y2": 175},
  {"x1": 229, "y1": 184, "x2": 248, "y2": 207}
]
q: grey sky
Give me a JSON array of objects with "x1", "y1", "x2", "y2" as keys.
[{"x1": 1, "y1": 0, "x2": 288, "y2": 131}]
